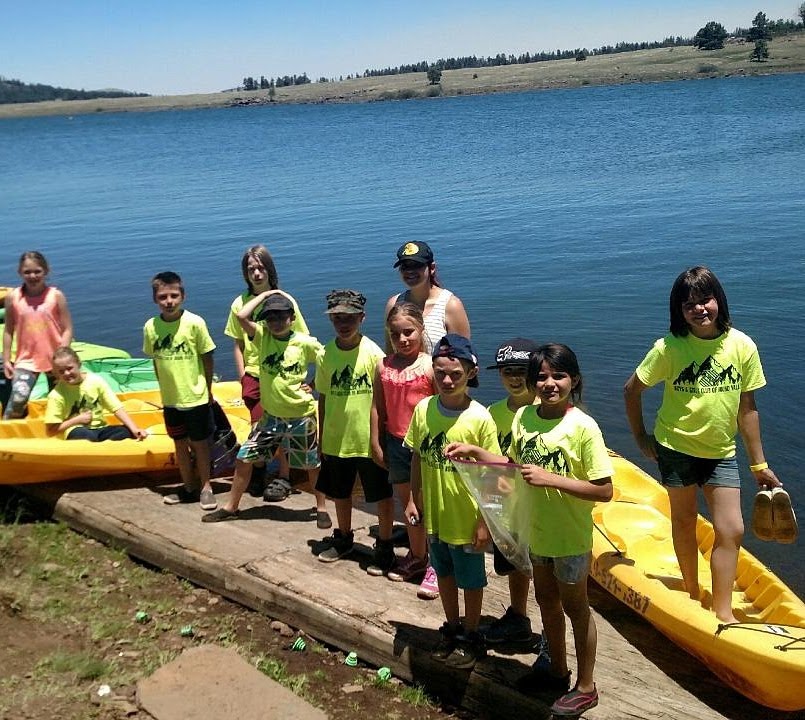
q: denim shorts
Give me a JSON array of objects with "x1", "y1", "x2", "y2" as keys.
[
  {"x1": 237, "y1": 413, "x2": 319, "y2": 469},
  {"x1": 655, "y1": 442, "x2": 740, "y2": 489},
  {"x1": 385, "y1": 433, "x2": 412, "y2": 485},
  {"x1": 530, "y1": 552, "x2": 591, "y2": 585},
  {"x1": 428, "y1": 537, "x2": 488, "y2": 590}
]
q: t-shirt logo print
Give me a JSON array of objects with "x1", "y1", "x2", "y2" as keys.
[
  {"x1": 518, "y1": 435, "x2": 569, "y2": 476},
  {"x1": 418, "y1": 431, "x2": 453, "y2": 471},
  {"x1": 262, "y1": 352, "x2": 301, "y2": 378},
  {"x1": 498, "y1": 430, "x2": 513, "y2": 456},
  {"x1": 673, "y1": 355, "x2": 742, "y2": 395},
  {"x1": 329, "y1": 366, "x2": 372, "y2": 396},
  {"x1": 154, "y1": 333, "x2": 192, "y2": 357}
]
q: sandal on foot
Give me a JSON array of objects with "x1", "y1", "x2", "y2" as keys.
[
  {"x1": 201, "y1": 508, "x2": 239, "y2": 523},
  {"x1": 263, "y1": 478, "x2": 292, "y2": 502}
]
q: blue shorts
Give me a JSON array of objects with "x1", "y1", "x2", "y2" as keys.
[
  {"x1": 428, "y1": 537, "x2": 488, "y2": 590},
  {"x1": 237, "y1": 414, "x2": 319, "y2": 470},
  {"x1": 655, "y1": 443, "x2": 740, "y2": 489},
  {"x1": 530, "y1": 552, "x2": 591, "y2": 585},
  {"x1": 385, "y1": 433, "x2": 412, "y2": 485}
]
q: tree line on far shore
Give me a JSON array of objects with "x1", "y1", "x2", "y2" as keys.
[
  {"x1": 0, "y1": 77, "x2": 149, "y2": 105},
  {"x1": 238, "y1": 7, "x2": 805, "y2": 91}
]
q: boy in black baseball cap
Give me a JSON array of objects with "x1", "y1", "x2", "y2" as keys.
[{"x1": 483, "y1": 338, "x2": 539, "y2": 646}]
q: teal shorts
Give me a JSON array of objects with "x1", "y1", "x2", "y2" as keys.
[{"x1": 428, "y1": 537, "x2": 487, "y2": 590}]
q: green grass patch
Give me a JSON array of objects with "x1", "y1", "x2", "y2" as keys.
[{"x1": 40, "y1": 651, "x2": 110, "y2": 680}]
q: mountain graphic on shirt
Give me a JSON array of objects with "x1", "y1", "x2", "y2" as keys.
[
  {"x1": 518, "y1": 435, "x2": 569, "y2": 476},
  {"x1": 673, "y1": 355, "x2": 741, "y2": 388},
  {"x1": 498, "y1": 430, "x2": 512, "y2": 456},
  {"x1": 68, "y1": 396, "x2": 95, "y2": 418},
  {"x1": 329, "y1": 365, "x2": 372, "y2": 393},
  {"x1": 419, "y1": 431, "x2": 453, "y2": 470},
  {"x1": 154, "y1": 333, "x2": 193, "y2": 357}
]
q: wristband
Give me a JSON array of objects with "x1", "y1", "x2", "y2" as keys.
[{"x1": 749, "y1": 462, "x2": 768, "y2": 472}]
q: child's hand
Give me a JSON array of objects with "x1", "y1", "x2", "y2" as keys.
[
  {"x1": 473, "y1": 517, "x2": 490, "y2": 550},
  {"x1": 132, "y1": 428, "x2": 149, "y2": 441},
  {"x1": 371, "y1": 444, "x2": 386, "y2": 469},
  {"x1": 636, "y1": 433, "x2": 657, "y2": 461},
  {"x1": 301, "y1": 383, "x2": 313, "y2": 394},
  {"x1": 3, "y1": 359, "x2": 14, "y2": 380},
  {"x1": 75, "y1": 410, "x2": 93, "y2": 426},
  {"x1": 753, "y1": 466, "x2": 782, "y2": 489},
  {"x1": 521, "y1": 464, "x2": 553, "y2": 488},
  {"x1": 444, "y1": 442, "x2": 475, "y2": 460},
  {"x1": 404, "y1": 500, "x2": 420, "y2": 526}
]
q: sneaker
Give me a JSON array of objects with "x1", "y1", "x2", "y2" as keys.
[
  {"x1": 366, "y1": 538, "x2": 396, "y2": 576},
  {"x1": 444, "y1": 631, "x2": 486, "y2": 670},
  {"x1": 431, "y1": 621, "x2": 462, "y2": 661},
  {"x1": 163, "y1": 486, "x2": 199, "y2": 505},
  {"x1": 263, "y1": 477, "x2": 291, "y2": 502},
  {"x1": 199, "y1": 488, "x2": 217, "y2": 511},
  {"x1": 318, "y1": 530, "x2": 354, "y2": 563},
  {"x1": 551, "y1": 685, "x2": 599, "y2": 717},
  {"x1": 483, "y1": 606, "x2": 532, "y2": 644},
  {"x1": 201, "y1": 507, "x2": 239, "y2": 523},
  {"x1": 417, "y1": 564, "x2": 439, "y2": 599},
  {"x1": 316, "y1": 510, "x2": 333, "y2": 530},
  {"x1": 387, "y1": 552, "x2": 427, "y2": 582}
]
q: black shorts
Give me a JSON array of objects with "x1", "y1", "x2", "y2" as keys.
[
  {"x1": 493, "y1": 541, "x2": 516, "y2": 576},
  {"x1": 164, "y1": 404, "x2": 213, "y2": 442},
  {"x1": 316, "y1": 455, "x2": 392, "y2": 503}
]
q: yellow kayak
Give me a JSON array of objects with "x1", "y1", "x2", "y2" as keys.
[
  {"x1": 0, "y1": 382, "x2": 250, "y2": 484},
  {"x1": 592, "y1": 453, "x2": 805, "y2": 711}
]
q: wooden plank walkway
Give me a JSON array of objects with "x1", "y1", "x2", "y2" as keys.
[{"x1": 21, "y1": 475, "x2": 802, "y2": 720}]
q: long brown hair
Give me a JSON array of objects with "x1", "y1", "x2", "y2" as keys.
[
  {"x1": 669, "y1": 266, "x2": 731, "y2": 337},
  {"x1": 241, "y1": 245, "x2": 279, "y2": 293}
]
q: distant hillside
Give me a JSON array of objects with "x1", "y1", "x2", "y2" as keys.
[{"x1": 0, "y1": 77, "x2": 149, "y2": 104}]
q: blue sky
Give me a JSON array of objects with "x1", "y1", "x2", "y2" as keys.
[{"x1": 1, "y1": 1, "x2": 799, "y2": 95}]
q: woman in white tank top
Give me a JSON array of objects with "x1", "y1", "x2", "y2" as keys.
[{"x1": 384, "y1": 241, "x2": 471, "y2": 353}]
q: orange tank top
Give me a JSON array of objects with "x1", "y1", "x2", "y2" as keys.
[
  {"x1": 379, "y1": 356, "x2": 434, "y2": 439},
  {"x1": 10, "y1": 285, "x2": 64, "y2": 372}
]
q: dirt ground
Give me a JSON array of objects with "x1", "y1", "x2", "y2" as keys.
[{"x1": 0, "y1": 490, "x2": 472, "y2": 720}]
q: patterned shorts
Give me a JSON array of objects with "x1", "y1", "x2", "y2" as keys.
[{"x1": 236, "y1": 413, "x2": 319, "y2": 470}]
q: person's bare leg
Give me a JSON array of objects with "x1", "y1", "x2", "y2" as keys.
[
  {"x1": 667, "y1": 486, "x2": 701, "y2": 601},
  {"x1": 703, "y1": 484, "x2": 743, "y2": 623}
]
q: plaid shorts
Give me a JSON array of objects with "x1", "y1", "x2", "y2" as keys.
[{"x1": 236, "y1": 413, "x2": 319, "y2": 470}]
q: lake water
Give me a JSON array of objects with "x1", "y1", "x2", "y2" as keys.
[{"x1": 1, "y1": 74, "x2": 803, "y2": 596}]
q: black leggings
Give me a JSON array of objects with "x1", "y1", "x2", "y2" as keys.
[{"x1": 67, "y1": 426, "x2": 133, "y2": 442}]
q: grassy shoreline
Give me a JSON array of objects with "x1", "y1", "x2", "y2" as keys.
[{"x1": 2, "y1": 34, "x2": 805, "y2": 119}]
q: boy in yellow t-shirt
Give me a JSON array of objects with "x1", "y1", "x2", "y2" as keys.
[
  {"x1": 315, "y1": 290, "x2": 393, "y2": 566},
  {"x1": 483, "y1": 338, "x2": 538, "y2": 645},
  {"x1": 204, "y1": 291, "x2": 328, "y2": 524},
  {"x1": 143, "y1": 271, "x2": 217, "y2": 511},
  {"x1": 404, "y1": 334, "x2": 500, "y2": 670}
]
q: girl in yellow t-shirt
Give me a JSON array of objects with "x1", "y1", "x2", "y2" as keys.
[
  {"x1": 624, "y1": 266, "x2": 781, "y2": 624},
  {"x1": 45, "y1": 347, "x2": 147, "y2": 441},
  {"x1": 447, "y1": 343, "x2": 612, "y2": 717}
]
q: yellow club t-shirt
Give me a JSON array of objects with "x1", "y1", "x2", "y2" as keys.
[
  {"x1": 225, "y1": 291, "x2": 308, "y2": 377},
  {"x1": 255, "y1": 327, "x2": 322, "y2": 419},
  {"x1": 487, "y1": 398, "x2": 517, "y2": 457},
  {"x1": 510, "y1": 404, "x2": 613, "y2": 557},
  {"x1": 405, "y1": 396, "x2": 501, "y2": 545},
  {"x1": 44, "y1": 372, "x2": 123, "y2": 439},
  {"x1": 143, "y1": 310, "x2": 215, "y2": 408},
  {"x1": 635, "y1": 328, "x2": 765, "y2": 459},
  {"x1": 315, "y1": 335, "x2": 384, "y2": 458}
]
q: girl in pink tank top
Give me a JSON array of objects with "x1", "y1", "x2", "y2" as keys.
[
  {"x1": 2, "y1": 251, "x2": 73, "y2": 419},
  {"x1": 370, "y1": 302, "x2": 438, "y2": 595}
]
